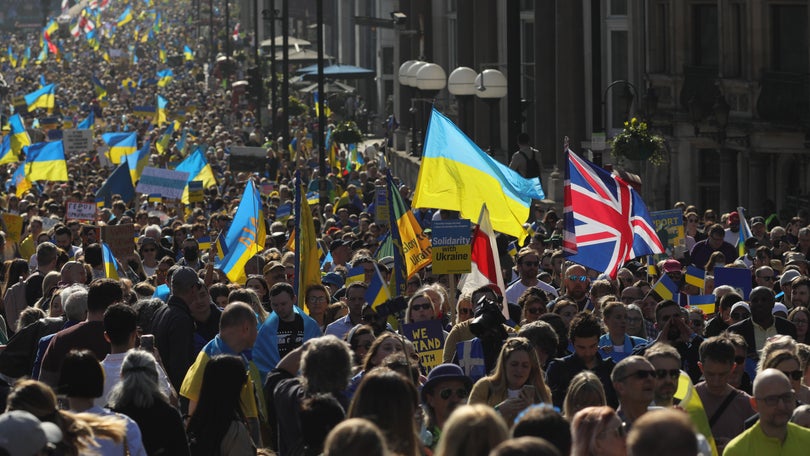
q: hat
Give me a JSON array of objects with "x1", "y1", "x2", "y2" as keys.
[
  {"x1": 624, "y1": 261, "x2": 643, "y2": 274},
  {"x1": 730, "y1": 302, "x2": 750, "y2": 315},
  {"x1": 171, "y1": 266, "x2": 201, "y2": 291},
  {"x1": 0, "y1": 410, "x2": 62, "y2": 456},
  {"x1": 780, "y1": 269, "x2": 801, "y2": 286},
  {"x1": 379, "y1": 256, "x2": 395, "y2": 270},
  {"x1": 322, "y1": 272, "x2": 345, "y2": 288},
  {"x1": 263, "y1": 261, "x2": 285, "y2": 274},
  {"x1": 663, "y1": 259, "x2": 682, "y2": 273},
  {"x1": 330, "y1": 239, "x2": 347, "y2": 251},
  {"x1": 728, "y1": 211, "x2": 740, "y2": 221},
  {"x1": 750, "y1": 216, "x2": 765, "y2": 227},
  {"x1": 772, "y1": 303, "x2": 789, "y2": 316},
  {"x1": 420, "y1": 363, "x2": 473, "y2": 403}
]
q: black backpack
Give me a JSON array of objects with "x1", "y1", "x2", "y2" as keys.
[{"x1": 518, "y1": 148, "x2": 541, "y2": 178}]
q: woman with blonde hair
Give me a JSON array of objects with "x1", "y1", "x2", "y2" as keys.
[
  {"x1": 434, "y1": 404, "x2": 508, "y2": 456},
  {"x1": 468, "y1": 337, "x2": 553, "y2": 423},
  {"x1": 563, "y1": 371, "x2": 607, "y2": 419},
  {"x1": 323, "y1": 418, "x2": 390, "y2": 456},
  {"x1": 570, "y1": 406, "x2": 627, "y2": 456},
  {"x1": 761, "y1": 349, "x2": 810, "y2": 403},
  {"x1": 6, "y1": 379, "x2": 127, "y2": 456}
]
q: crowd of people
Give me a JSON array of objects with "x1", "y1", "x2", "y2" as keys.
[{"x1": 0, "y1": 1, "x2": 810, "y2": 456}]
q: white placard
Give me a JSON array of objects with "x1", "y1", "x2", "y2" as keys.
[{"x1": 135, "y1": 167, "x2": 190, "y2": 200}]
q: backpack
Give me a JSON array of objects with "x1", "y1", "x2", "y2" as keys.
[{"x1": 518, "y1": 148, "x2": 541, "y2": 178}]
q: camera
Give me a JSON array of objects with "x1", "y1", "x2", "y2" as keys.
[{"x1": 469, "y1": 295, "x2": 506, "y2": 337}]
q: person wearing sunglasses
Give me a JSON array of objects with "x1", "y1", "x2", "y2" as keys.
[
  {"x1": 505, "y1": 248, "x2": 558, "y2": 306},
  {"x1": 724, "y1": 369, "x2": 810, "y2": 456},
  {"x1": 761, "y1": 349, "x2": 810, "y2": 405},
  {"x1": 516, "y1": 287, "x2": 548, "y2": 325},
  {"x1": 557, "y1": 264, "x2": 593, "y2": 312},
  {"x1": 420, "y1": 363, "x2": 473, "y2": 449},
  {"x1": 469, "y1": 337, "x2": 552, "y2": 424},
  {"x1": 644, "y1": 344, "x2": 682, "y2": 408},
  {"x1": 610, "y1": 355, "x2": 656, "y2": 429}
]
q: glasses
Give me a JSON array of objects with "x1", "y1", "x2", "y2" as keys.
[
  {"x1": 438, "y1": 388, "x2": 469, "y2": 400},
  {"x1": 618, "y1": 369, "x2": 656, "y2": 382},
  {"x1": 567, "y1": 275, "x2": 588, "y2": 282},
  {"x1": 458, "y1": 308, "x2": 473, "y2": 315},
  {"x1": 731, "y1": 312, "x2": 750, "y2": 320},
  {"x1": 411, "y1": 303, "x2": 432, "y2": 311},
  {"x1": 793, "y1": 319, "x2": 809, "y2": 326},
  {"x1": 654, "y1": 369, "x2": 681, "y2": 379},
  {"x1": 781, "y1": 370, "x2": 803, "y2": 381},
  {"x1": 758, "y1": 392, "x2": 795, "y2": 407},
  {"x1": 521, "y1": 261, "x2": 540, "y2": 267}
]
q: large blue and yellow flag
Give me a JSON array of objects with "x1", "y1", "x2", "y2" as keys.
[
  {"x1": 124, "y1": 139, "x2": 150, "y2": 185},
  {"x1": 101, "y1": 242, "x2": 121, "y2": 280},
  {"x1": 159, "y1": 44, "x2": 167, "y2": 63},
  {"x1": 175, "y1": 146, "x2": 217, "y2": 203},
  {"x1": 294, "y1": 174, "x2": 321, "y2": 311},
  {"x1": 652, "y1": 273, "x2": 680, "y2": 302},
  {"x1": 156, "y1": 69, "x2": 174, "y2": 87},
  {"x1": 77, "y1": 111, "x2": 95, "y2": 130},
  {"x1": 24, "y1": 83, "x2": 56, "y2": 110},
  {"x1": 95, "y1": 162, "x2": 135, "y2": 207},
  {"x1": 365, "y1": 264, "x2": 390, "y2": 311},
  {"x1": 24, "y1": 141, "x2": 68, "y2": 181},
  {"x1": 102, "y1": 132, "x2": 137, "y2": 163},
  {"x1": 387, "y1": 169, "x2": 431, "y2": 293},
  {"x1": 183, "y1": 45, "x2": 194, "y2": 61},
  {"x1": 156, "y1": 94, "x2": 168, "y2": 125},
  {"x1": 20, "y1": 46, "x2": 30, "y2": 68},
  {"x1": 117, "y1": 7, "x2": 133, "y2": 27},
  {"x1": 0, "y1": 136, "x2": 14, "y2": 165},
  {"x1": 9, "y1": 164, "x2": 32, "y2": 197},
  {"x1": 8, "y1": 114, "x2": 31, "y2": 162},
  {"x1": 215, "y1": 180, "x2": 266, "y2": 284},
  {"x1": 92, "y1": 76, "x2": 107, "y2": 99},
  {"x1": 155, "y1": 120, "x2": 176, "y2": 154},
  {"x1": 412, "y1": 108, "x2": 545, "y2": 240}
]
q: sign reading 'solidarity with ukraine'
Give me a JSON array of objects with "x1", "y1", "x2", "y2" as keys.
[{"x1": 431, "y1": 219, "x2": 471, "y2": 274}]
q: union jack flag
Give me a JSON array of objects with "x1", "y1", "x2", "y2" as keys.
[{"x1": 563, "y1": 150, "x2": 663, "y2": 277}]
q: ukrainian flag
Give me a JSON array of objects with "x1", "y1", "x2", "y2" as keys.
[
  {"x1": 175, "y1": 146, "x2": 217, "y2": 204},
  {"x1": 412, "y1": 108, "x2": 546, "y2": 241},
  {"x1": 685, "y1": 265, "x2": 705, "y2": 289},
  {"x1": 507, "y1": 241, "x2": 518, "y2": 257},
  {"x1": 687, "y1": 294, "x2": 716, "y2": 316},
  {"x1": 132, "y1": 105, "x2": 156, "y2": 119},
  {"x1": 0, "y1": 136, "x2": 13, "y2": 165},
  {"x1": 346, "y1": 266, "x2": 365, "y2": 285},
  {"x1": 159, "y1": 44, "x2": 167, "y2": 63},
  {"x1": 102, "y1": 132, "x2": 137, "y2": 163},
  {"x1": 24, "y1": 141, "x2": 68, "y2": 181},
  {"x1": 215, "y1": 180, "x2": 266, "y2": 284},
  {"x1": 10, "y1": 164, "x2": 32, "y2": 197},
  {"x1": 365, "y1": 264, "x2": 390, "y2": 312},
  {"x1": 8, "y1": 114, "x2": 31, "y2": 162},
  {"x1": 77, "y1": 111, "x2": 95, "y2": 130},
  {"x1": 7, "y1": 46, "x2": 16, "y2": 68},
  {"x1": 294, "y1": 175, "x2": 322, "y2": 311},
  {"x1": 313, "y1": 91, "x2": 331, "y2": 118},
  {"x1": 197, "y1": 236, "x2": 212, "y2": 252},
  {"x1": 117, "y1": 7, "x2": 133, "y2": 27},
  {"x1": 24, "y1": 83, "x2": 56, "y2": 111},
  {"x1": 737, "y1": 206, "x2": 753, "y2": 258},
  {"x1": 651, "y1": 273, "x2": 679, "y2": 302},
  {"x1": 156, "y1": 69, "x2": 174, "y2": 87},
  {"x1": 102, "y1": 49, "x2": 111, "y2": 63},
  {"x1": 157, "y1": 94, "x2": 168, "y2": 125},
  {"x1": 101, "y1": 242, "x2": 120, "y2": 279},
  {"x1": 95, "y1": 163, "x2": 135, "y2": 207},
  {"x1": 214, "y1": 231, "x2": 229, "y2": 261},
  {"x1": 124, "y1": 139, "x2": 150, "y2": 185},
  {"x1": 148, "y1": 193, "x2": 162, "y2": 203},
  {"x1": 183, "y1": 45, "x2": 194, "y2": 61},
  {"x1": 674, "y1": 372, "x2": 718, "y2": 456},
  {"x1": 155, "y1": 121, "x2": 175, "y2": 154},
  {"x1": 92, "y1": 76, "x2": 107, "y2": 99},
  {"x1": 20, "y1": 46, "x2": 30, "y2": 68}
]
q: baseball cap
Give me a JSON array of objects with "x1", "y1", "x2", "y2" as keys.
[
  {"x1": 663, "y1": 259, "x2": 682, "y2": 273},
  {"x1": 0, "y1": 410, "x2": 62, "y2": 456},
  {"x1": 171, "y1": 266, "x2": 201, "y2": 291},
  {"x1": 772, "y1": 303, "x2": 789, "y2": 316},
  {"x1": 322, "y1": 272, "x2": 345, "y2": 288},
  {"x1": 330, "y1": 239, "x2": 347, "y2": 251},
  {"x1": 780, "y1": 269, "x2": 801, "y2": 287}
]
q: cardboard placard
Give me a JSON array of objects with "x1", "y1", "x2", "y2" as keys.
[
  {"x1": 401, "y1": 319, "x2": 445, "y2": 372},
  {"x1": 651, "y1": 209, "x2": 685, "y2": 257},
  {"x1": 1, "y1": 214, "x2": 23, "y2": 243},
  {"x1": 229, "y1": 146, "x2": 266, "y2": 173},
  {"x1": 374, "y1": 185, "x2": 388, "y2": 226},
  {"x1": 188, "y1": 180, "x2": 204, "y2": 203},
  {"x1": 40, "y1": 217, "x2": 58, "y2": 232},
  {"x1": 102, "y1": 223, "x2": 136, "y2": 260},
  {"x1": 431, "y1": 219, "x2": 472, "y2": 274},
  {"x1": 65, "y1": 200, "x2": 97, "y2": 221},
  {"x1": 62, "y1": 129, "x2": 94, "y2": 156},
  {"x1": 136, "y1": 167, "x2": 190, "y2": 200}
]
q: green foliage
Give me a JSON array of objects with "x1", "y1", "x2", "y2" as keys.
[
  {"x1": 332, "y1": 120, "x2": 363, "y2": 144},
  {"x1": 610, "y1": 117, "x2": 667, "y2": 165},
  {"x1": 287, "y1": 96, "x2": 308, "y2": 116}
]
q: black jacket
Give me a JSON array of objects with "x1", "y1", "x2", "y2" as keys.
[
  {"x1": 546, "y1": 353, "x2": 617, "y2": 408},
  {"x1": 151, "y1": 295, "x2": 195, "y2": 389},
  {"x1": 727, "y1": 317, "x2": 797, "y2": 358}
]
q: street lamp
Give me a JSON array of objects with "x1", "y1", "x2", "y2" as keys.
[
  {"x1": 448, "y1": 66, "x2": 477, "y2": 136},
  {"x1": 475, "y1": 69, "x2": 508, "y2": 157},
  {"x1": 601, "y1": 79, "x2": 637, "y2": 165},
  {"x1": 411, "y1": 63, "x2": 447, "y2": 157}
]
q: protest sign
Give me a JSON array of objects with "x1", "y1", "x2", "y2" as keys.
[
  {"x1": 714, "y1": 267, "x2": 752, "y2": 299},
  {"x1": 401, "y1": 319, "x2": 445, "y2": 372},
  {"x1": 229, "y1": 146, "x2": 266, "y2": 173},
  {"x1": 136, "y1": 167, "x2": 189, "y2": 200},
  {"x1": 65, "y1": 200, "x2": 97, "y2": 221},
  {"x1": 651, "y1": 209, "x2": 685, "y2": 257},
  {"x1": 102, "y1": 224, "x2": 136, "y2": 260},
  {"x1": 62, "y1": 129, "x2": 94, "y2": 156},
  {"x1": 188, "y1": 180, "x2": 204, "y2": 203},
  {"x1": 374, "y1": 185, "x2": 388, "y2": 226},
  {"x1": 1, "y1": 214, "x2": 23, "y2": 243},
  {"x1": 431, "y1": 219, "x2": 472, "y2": 274},
  {"x1": 40, "y1": 217, "x2": 57, "y2": 232}
]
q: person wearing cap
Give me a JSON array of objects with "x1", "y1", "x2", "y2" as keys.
[
  {"x1": 326, "y1": 239, "x2": 351, "y2": 271},
  {"x1": 151, "y1": 267, "x2": 204, "y2": 390},
  {"x1": 690, "y1": 224, "x2": 739, "y2": 270},
  {"x1": 421, "y1": 363, "x2": 473, "y2": 449},
  {"x1": 724, "y1": 211, "x2": 742, "y2": 246},
  {"x1": 505, "y1": 248, "x2": 558, "y2": 306},
  {"x1": 321, "y1": 272, "x2": 345, "y2": 297},
  {"x1": 728, "y1": 287, "x2": 797, "y2": 359},
  {"x1": 263, "y1": 261, "x2": 287, "y2": 288},
  {"x1": 750, "y1": 216, "x2": 771, "y2": 248},
  {"x1": 778, "y1": 269, "x2": 802, "y2": 307},
  {"x1": 0, "y1": 410, "x2": 63, "y2": 456}
]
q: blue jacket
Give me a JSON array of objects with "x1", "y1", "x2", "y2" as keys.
[
  {"x1": 598, "y1": 333, "x2": 647, "y2": 362},
  {"x1": 254, "y1": 305, "x2": 322, "y2": 379}
]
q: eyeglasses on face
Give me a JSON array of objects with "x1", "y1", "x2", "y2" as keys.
[
  {"x1": 567, "y1": 275, "x2": 588, "y2": 282},
  {"x1": 654, "y1": 369, "x2": 680, "y2": 379},
  {"x1": 619, "y1": 369, "x2": 656, "y2": 381},
  {"x1": 781, "y1": 370, "x2": 803, "y2": 381},
  {"x1": 411, "y1": 303, "x2": 432, "y2": 311},
  {"x1": 438, "y1": 388, "x2": 468, "y2": 400},
  {"x1": 757, "y1": 392, "x2": 795, "y2": 407}
]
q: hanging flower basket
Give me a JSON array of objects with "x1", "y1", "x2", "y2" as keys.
[
  {"x1": 610, "y1": 118, "x2": 667, "y2": 165},
  {"x1": 333, "y1": 121, "x2": 363, "y2": 144}
]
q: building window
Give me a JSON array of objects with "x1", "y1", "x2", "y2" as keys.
[
  {"x1": 609, "y1": 30, "x2": 629, "y2": 130},
  {"x1": 610, "y1": 0, "x2": 628, "y2": 16},
  {"x1": 648, "y1": 1, "x2": 670, "y2": 74},
  {"x1": 698, "y1": 148, "x2": 720, "y2": 212},
  {"x1": 724, "y1": 2, "x2": 745, "y2": 78},
  {"x1": 692, "y1": 4, "x2": 718, "y2": 67},
  {"x1": 521, "y1": 18, "x2": 535, "y2": 141},
  {"x1": 771, "y1": 5, "x2": 808, "y2": 73}
]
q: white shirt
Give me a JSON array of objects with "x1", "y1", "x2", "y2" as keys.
[
  {"x1": 99, "y1": 351, "x2": 174, "y2": 408},
  {"x1": 505, "y1": 279, "x2": 558, "y2": 304}
]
